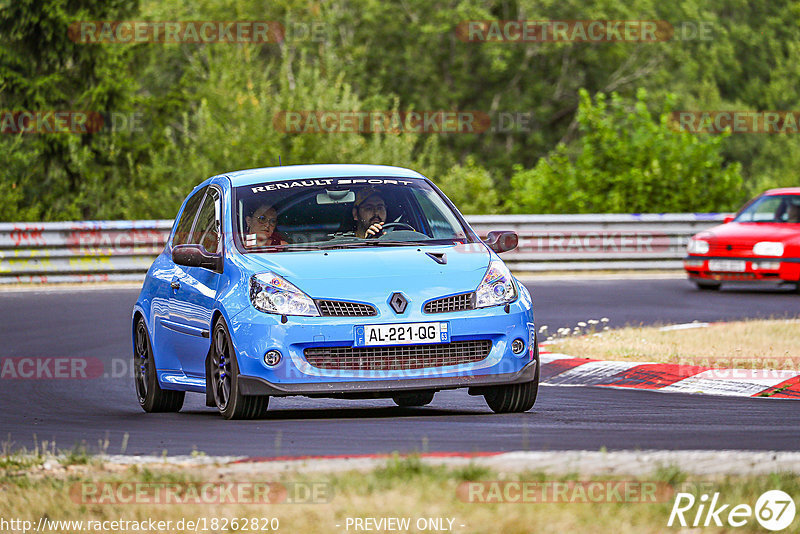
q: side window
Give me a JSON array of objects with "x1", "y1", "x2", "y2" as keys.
[
  {"x1": 412, "y1": 188, "x2": 466, "y2": 239},
  {"x1": 192, "y1": 189, "x2": 221, "y2": 253},
  {"x1": 172, "y1": 187, "x2": 207, "y2": 246},
  {"x1": 741, "y1": 197, "x2": 781, "y2": 222}
]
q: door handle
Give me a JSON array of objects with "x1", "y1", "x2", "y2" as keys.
[{"x1": 170, "y1": 281, "x2": 180, "y2": 290}]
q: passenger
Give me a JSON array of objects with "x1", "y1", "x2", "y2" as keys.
[{"x1": 245, "y1": 205, "x2": 288, "y2": 246}]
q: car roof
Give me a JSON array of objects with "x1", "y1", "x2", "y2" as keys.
[
  {"x1": 764, "y1": 187, "x2": 800, "y2": 195},
  {"x1": 224, "y1": 164, "x2": 426, "y2": 187}
]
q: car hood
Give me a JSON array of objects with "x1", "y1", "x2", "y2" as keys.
[
  {"x1": 697, "y1": 222, "x2": 800, "y2": 243},
  {"x1": 235, "y1": 243, "x2": 492, "y2": 301}
]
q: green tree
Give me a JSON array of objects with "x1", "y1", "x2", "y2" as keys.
[
  {"x1": 437, "y1": 156, "x2": 499, "y2": 214},
  {"x1": 509, "y1": 89, "x2": 743, "y2": 213},
  {"x1": 139, "y1": 45, "x2": 446, "y2": 218},
  {"x1": 0, "y1": 0, "x2": 144, "y2": 220}
]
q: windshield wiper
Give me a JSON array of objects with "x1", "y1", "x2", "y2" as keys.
[
  {"x1": 314, "y1": 242, "x2": 372, "y2": 249},
  {"x1": 248, "y1": 244, "x2": 327, "y2": 252},
  {"x1": 252, "y1": 240, "x2": 445, "y2": 252},
  {"x1": 360, "y1": 240, "x2": 432, "y2": 247}
]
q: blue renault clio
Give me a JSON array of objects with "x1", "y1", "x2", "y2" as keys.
[{"x1": 133, "y1": 164, "x2": 538, "y2": 419}]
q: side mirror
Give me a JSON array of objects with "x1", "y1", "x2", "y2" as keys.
[
  {"x1": 172, "y1": 244, "x2": 223, "y2": 272},
  {"x1": 723, "y1": 216, "x2": 734, "y2": 224},
  {"x1": 484, "y1": 231, "x2": 518, "y2": 254}
]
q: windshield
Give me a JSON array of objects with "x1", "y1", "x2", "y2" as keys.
[
  {"x1": 232, "y1": 177, "x2": 476, "y2": 252},
  {"x1": 734, "y1": 194, "x2": 800, "y2": 223}
]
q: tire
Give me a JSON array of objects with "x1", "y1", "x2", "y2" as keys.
[
  {"x1": 695, "y1": 281, "x2": 721, "y2": 291},
  {"x1": 134, "y1": 317, "x2": 185, "y2": 413},
  {"x1": 392, "y1": 390, "x2": 435, "y2": 407},
  {"x1": 483, "y1": 344, "x2": 540, "y2": 414},
  {"x1": 211, "y1": 318, "x2": 269, "y2": 420}
]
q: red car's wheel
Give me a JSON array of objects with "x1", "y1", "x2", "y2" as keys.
[
  {"x1": 392, "y1": 391, "x2": 435, "y2": 407},
  {"x1": 695, "y1": 281, "x2": 721, "y2": 291}
]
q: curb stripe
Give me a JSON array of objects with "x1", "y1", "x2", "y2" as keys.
[
  {"x1": 757, "y1": 375, "x2": 800, "y2": 399},
  {"x1": 540, "y1": 358, "x2": 597, "y2": 381},
  {"x1": 597, "y1": 363, "x2": 711, "y2": 389},
  {"x1": 538, "y1": 346, "x2": 800, "y2": 399},
  {"x1": 544, "y1": 360, "x2": 638, "y2": 386},
  {"x1": 658, "y1": 378, "x2": 784, "y2": 397}
]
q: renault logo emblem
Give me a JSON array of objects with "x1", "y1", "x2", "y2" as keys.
[{"x1": 389, "y1": 292, "x2": 408, "y2": 314}]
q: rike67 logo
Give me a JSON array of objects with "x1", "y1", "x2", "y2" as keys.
[{"x1": 668, "y1": 490, "x2": 796, "y2": 531}]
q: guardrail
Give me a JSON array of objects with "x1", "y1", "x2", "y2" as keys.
[{"x1": 0, "y1": 214, "x2": 726, "y2": 283}]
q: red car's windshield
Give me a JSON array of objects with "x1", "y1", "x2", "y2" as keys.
[{"x1": 734, "y1": 194, "x2": 800, "y2": 223}]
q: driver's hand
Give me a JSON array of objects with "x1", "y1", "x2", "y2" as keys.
[{"x1": 365, "y1": 221, "x2": 384, "y2": 238}]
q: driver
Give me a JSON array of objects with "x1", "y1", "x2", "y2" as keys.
[
  {"x1": 787, "y1": 199, "x2": 800, "y2": 223},
  {"x1": 352, "y1": 187, "x2": 388, "y2": 238}
]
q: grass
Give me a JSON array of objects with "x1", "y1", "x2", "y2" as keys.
[
  {"x1": 0, "y1": 436, "x2": 112, "y2": 481},
  {"x1": 1, "y1": 452, "x2": 797, "y2": 533},
  {"x1": 544, "y1": 318, "x2": 800, "y2": 370}
]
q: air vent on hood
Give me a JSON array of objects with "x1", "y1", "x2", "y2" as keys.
[{"x1": 426, "y1": 252, "x2": 447, "y2": 264}]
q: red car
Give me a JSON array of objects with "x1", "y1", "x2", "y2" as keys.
[{"x1": 684, "y1": 188, "x2": 800, "y2": 291}]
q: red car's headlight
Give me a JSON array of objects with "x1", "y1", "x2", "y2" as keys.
[
  {"x1": 687, "y1": 239, "x2": 709, "y2": 254},
  {"x1": 752, "y1": 242, "x2": 784, "y2": 256}
]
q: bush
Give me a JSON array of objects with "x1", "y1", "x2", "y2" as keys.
[
  {"x1": 436, "y1": 156, "x2": 499, "y2": 214},
  {"x1": 508, "y1": 89, "x2": 743, "y2": 214}
]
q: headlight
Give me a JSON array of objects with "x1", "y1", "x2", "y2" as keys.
[
  {"x1": 752, "y1": 241, "x2": 784, "y2": 256},
  {"x1": 476, "y1": 260, "x2": 518, "y2": 308},
  {"x1": 687, "y1": 239, "x2": 709, "y2": 254},
  {"x1": 249, "y1": 272, "x2": 319, "y2": 316}
]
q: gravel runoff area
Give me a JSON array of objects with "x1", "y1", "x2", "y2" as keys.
[{"x1": 88, "y1": 451, "x2": 800, "y2": 476}]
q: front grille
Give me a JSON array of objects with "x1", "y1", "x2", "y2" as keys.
[
  {"x1": 708, "y1": 242, "x2": 752, "y2": 255},
  {"x1": 423, "y1": 292, "x2": 475, "y2": 314},
  {"x1": 706, "y1": 272, "x2": 757, "y2": 280},
  {"x1": 316, "y1": 300, "x2": 377, "y2": 317},
  {"x1": 304, "y1": 340, "x2": 492, "y2": 371}
]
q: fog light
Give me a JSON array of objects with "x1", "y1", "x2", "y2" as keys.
[
  {"x1": 753, "y1": 261, "x2": 780, "y2": 270},
  {"x1": 264, "y1": 350, "x2": 282, "y2": 366},
  {"x1": 511, "y1": 339, "x2": 525, "y2": 354},
  {"x1": 684, "y1": 260, "x2": 705, "y2": 268}
]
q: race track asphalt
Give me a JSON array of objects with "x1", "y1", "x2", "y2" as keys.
[{"x1": 0, "y1": 277, "x2": 797, "y2": 456}]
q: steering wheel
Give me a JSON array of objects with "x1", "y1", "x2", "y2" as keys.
[{"x1": 379, "y1": 222, "x2": 415, "y2": 233}]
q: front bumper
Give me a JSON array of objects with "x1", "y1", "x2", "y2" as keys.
[
  {"x1": 238, "y1": 358, "x2": 538, "y2": 397},
  {"x1": 227, "y1": 296, "x2": 536, "y2": 391},
  {"x1": 683, "y1": 256, "x2": 800, "y2": 283}
]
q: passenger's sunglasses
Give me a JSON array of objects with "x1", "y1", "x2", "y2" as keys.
[{"x1": 254, "y1": 215, "x2": 278, "y2": 225}]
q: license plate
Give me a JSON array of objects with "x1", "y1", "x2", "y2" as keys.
[
  {"x1": 708, "y1": 259, "x2": 747, "y2": 272},
  {"x1": 354, "y1": 322, "x2": 449, "y2": 347}
]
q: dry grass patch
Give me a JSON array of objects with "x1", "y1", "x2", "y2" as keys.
[
  {"x1": 2, "y1": 454, "x2": 797, "y2": 534},
  {"x1": 546, "y1": 318, "x2": 800, "y2": 370}
]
